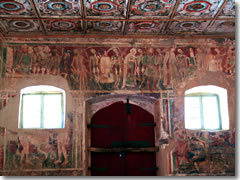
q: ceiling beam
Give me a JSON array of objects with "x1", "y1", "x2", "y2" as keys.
[
  {"x1": 80, "y1": 0, "x2": 87, "y2": 34},
  {"x1": 4, "y1": 32, "x2": 235, "y2": 39},
  {"x1": 162, "y1": 0, "x2": 181, "y2": 34},
  {"x1": 29, "y1": 0, "x2": 47, "y2": 34},
  {"x1": 208, "y1": 0, "x2": 229, "y2": 27},
  {"x1": 0, "y1": 16, "x2": 234, "y2": 22},
  {"x1": 123, "y1": 0, "x2": 132, "y2": 35}
]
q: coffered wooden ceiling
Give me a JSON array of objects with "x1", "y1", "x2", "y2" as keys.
[{"x1": 0, "y1": 0, "x2": 235, "y2": 38}]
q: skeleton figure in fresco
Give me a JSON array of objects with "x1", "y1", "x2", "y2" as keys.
[
  {"x1": 176, "y1": 49, "x2": 188, "y2": 80},
  {"x1": 154, "y1": 48, "x2": 164, "y2": 90},
  {"x1": 41, "y1": 46, "x2": 52, "y2": 75},
  {"x1": 224, "y1": 47, "x2": 235, "y2": 76},
  {"x1": 195, "y1": 48, "x2": 204, "y2": 70},
  {"x1": 121, "y1": 48, "x2": 137, "y2": 88},
  {"x1": 54, "y1": 114, "x2": 72, "y2": 167},
  {"x1": 51, "y1": 48, "x2": 62, "y2": 75},
  {"x1": 99, "y1": 50, "x2": 114, "y2": 83},
  {"x1": 168, "y1": 48, "x2": 181, "y2": 87},
  {"x1": 28, "y1": 47, "x2": 38, "y2": 74},
  {"x1": 71, "y1": 48, "x2": 88, "y2": 90},
  {"x1": 162, "y1": 49, "x2": 170, "y2": 88},
  {"x1": 89, "y1": 48, "x2": 100, "y2": 83},
  {"x1": 60, "y1": 49, "x2": 72, "y2": 79},
  {"x1": 35, "y1": 46, "x2": 44, "y2": 74},
  {"x1": 142, "y1": 48, "x2": 160, "y2": 91},
  {"x1": 208, "y1": 48, "x2": 223, "y2": 72},
  {"x1": 135, "y1": 49, "x2": 143, "y2": 80},
  {"x1": 111, "y1": 48, "x2": 122, "y2": 87}
]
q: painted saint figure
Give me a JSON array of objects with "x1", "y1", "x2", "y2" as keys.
[
  {"x1": 71, "y1": 49, "x2": 88, "y2": 90},
  {"x1": 176, "y1": 49, "x2": 188, "y2": 80},
  {"x1": 99, "y1": 50, "x2": 114, "y2": 83},
  {"x1": 121, "y1": 48, "x2": 137, "y2": 88}
]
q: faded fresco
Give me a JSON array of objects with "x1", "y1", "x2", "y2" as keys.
[
  {"x1": 172, "y1": 129, "x2": 235, "y2": 175},
  {"x1": 4, "y1": 113, "x2": 74, "y2": 171},
  {"x1": 0, "y1": 38, "x2": 235, "y2": 176},
  {"x1": 2, "y1": 44, "x2": 235, "y2": 92}
]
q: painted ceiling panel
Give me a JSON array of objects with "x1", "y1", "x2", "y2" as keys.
[
  {"x1": 219, "y1": 0, "x2": 235, "y2": 18},
  {"x1": 43, "y1": 19, "x2": 83, "y2": 33},
  {"x1": 167, "y1": 20, "x2": 210, "y2": 34},
  {"x1": 87, "y1": 21, "x2": 123, "y2": 32},
  {"x1": 0, "y1": 0, "x2": 35, "y2": 17},
  {"x1": 129, "y1": 0, "x2": 176, "y2": 18},
  {"x1": 85, "y1": 0, "x2": 127, "y2": 18},
  {"x1": 0, "y1": 19, "x2": 42, "y2": 33},
  {"x1": 174, "y1": 0, "x2": 224, "y2": 19},
  {"x1": 128, "y1": 21, "x2": 167, "y2": 33},
  {"x1": 0, "y1": 0, "x2": 235, "y2": 37},
  {"x1": 35, "y1": 0, "x2": 81, "y2": 17},
  {"x1": 205, "y1": 20, "x2": 235, "y2": 33}
]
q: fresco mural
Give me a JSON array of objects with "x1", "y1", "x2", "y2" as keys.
[
  {"x1": 2, "y1": 44, "x2": 235, "y2": 91},
  {"x1": 0, "y1": 39, "x2": 235, "y2": 175},
  {"x1": 130, "y1": 0, "x2": 176, "y2": 18},
  {"x1": 172, "y1": 129, "x2": 235, "y2": 175},
  {"x1": 0, "y1": 0, "x2": 35, "y2": 17},
  {"x1": 4, "y1": 112, "x2": 74, "y2": 171},
  {"x1": 174, "y1": 0, "x2": 224, "y2": 19},
  {"x1": 36, "y1": 0, "x2": 82, "y2": 17},
  {"x1": 85, "y1": 0, "x2": 127, "y2": 18},
  {"x1": 0, "y1": 127, "x2": 5, "y2": 171}
]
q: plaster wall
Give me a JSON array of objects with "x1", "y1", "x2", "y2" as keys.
[{"x1": 0, "y1": 37, "x2": 235, "y2": 176}]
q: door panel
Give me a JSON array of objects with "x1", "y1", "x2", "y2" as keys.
[{"x1": 91, "y1": 102, "x2": 156, "y2": 176}]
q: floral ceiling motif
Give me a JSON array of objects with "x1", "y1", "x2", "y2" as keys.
[{"x1": 0, "y1": 0, "x2": 235, "y2": 36}]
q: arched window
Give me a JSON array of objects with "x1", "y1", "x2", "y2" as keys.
[
  {"x1": 18, "y1": 85, "x2": 66, "y2": 129},
  {"x1": 184, "y1": 85, "x2": 229, "y2": 130}
]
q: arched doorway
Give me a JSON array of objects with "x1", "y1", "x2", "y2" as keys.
[{"x1": 89, "y1": 101, "x2": 157, "y2": 176}]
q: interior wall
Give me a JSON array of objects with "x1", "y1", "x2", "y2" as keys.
[{"x1": 0, "y1": 37, "x2": 235, "y2": 176}]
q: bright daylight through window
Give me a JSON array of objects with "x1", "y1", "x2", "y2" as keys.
[
  {"x1": 18, "y1": 85, "x2": 66, "y2": 129},
  {"x1": 184, "y1": 85, "x2": 229, "y2": 130}
]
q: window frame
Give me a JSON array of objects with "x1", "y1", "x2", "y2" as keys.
[
  {"x1": 184, "y1": 92, "x2": 222, "y2": 130},
  {"x1": 19, "y1": 87, "x2": 66, "y2": 129}
]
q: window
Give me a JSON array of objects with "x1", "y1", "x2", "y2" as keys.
[
  {"x1": 184, "y1": 85, "x2": 229, "y2": 130},
  {"x1": 18, "y1": 85, "x2": 66, "y2": 129}
]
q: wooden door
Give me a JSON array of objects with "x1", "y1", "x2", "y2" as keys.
[{"x1": 90, "y1": 102, "x2": 157, "y2": 176}]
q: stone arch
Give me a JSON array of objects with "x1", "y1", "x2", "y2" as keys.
[
  {"x1": 86, "y1": 94, "x2": 157, "y2": 119},
  {"x1": 85, "y1": 94, "x2": 168, "y2": 175}
]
